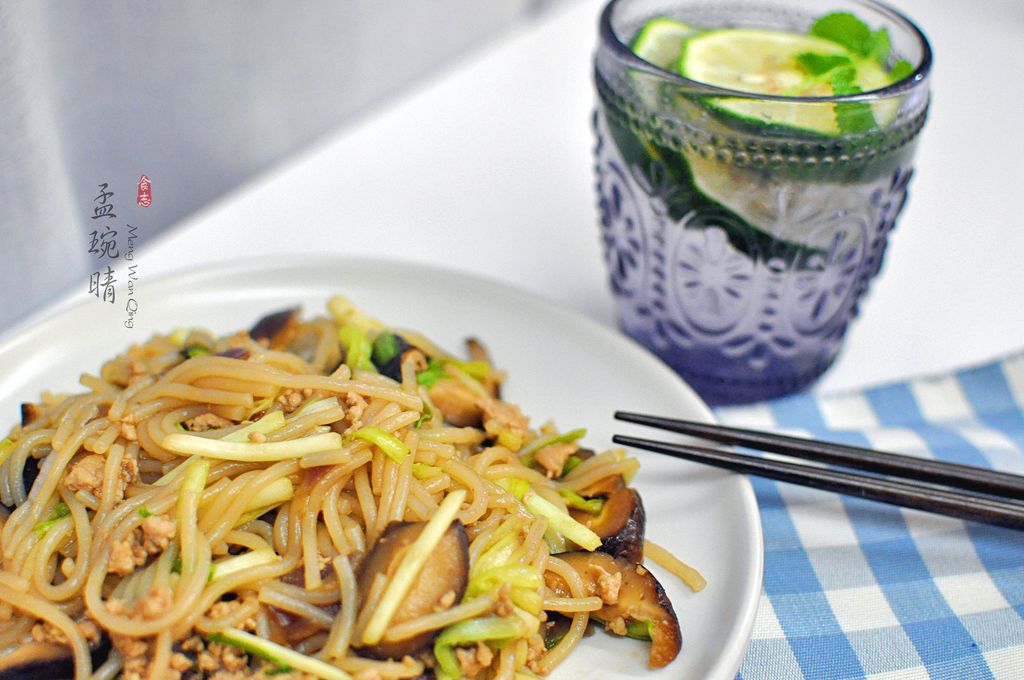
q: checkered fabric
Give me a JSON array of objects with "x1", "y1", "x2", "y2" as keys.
[{"x1": 715, "y1": 353, "x2": 1024, "y2": 680}]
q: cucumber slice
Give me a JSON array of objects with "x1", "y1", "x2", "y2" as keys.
[
  {"x1": 679, "y1": 28, "x2": 895, "y2": 136},
  {"x1": 631, "y1": 18, "x2": 697, "y2": 70},
  {"x1": 685, "y1": 151, "x2": 869, "y2": 249}
]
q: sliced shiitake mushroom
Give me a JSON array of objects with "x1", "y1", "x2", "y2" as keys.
[
  {"x1": 545, "y1": 551, "x2": 681, "y2": 669},
  {"x1": 370, "y1": 332, "x2": 424, "y2": 382},
  {"x1": 268, "y1": 600, "x2": 341, "y2": 646},
  {"x1": 427, "y1": 380, "x2": 483, "y2": 428},
  {"x1": 0, "y1": 634, "x2": 111, "y2": 680},
  {"x1": 570, "y1": 487, "x2": 646, "y2": 563},
  {"x1": 464, "y1": 337, "x2": 488, "y2": 364},
  {"x1": 20, "y1": 403, "x2": 41, "y2": 427},
  {"x1": 259, "y1": 567, "x2": 341, "y2": 645},
  {"x1": 286, "y1": 321, "x2": 341, "y2": 368},
  {"x1": 464, "y1": 338, "x2": 500, "y2": 398},
  {"x1": 567, "y1": 449, "x2": 628, "y2": 497},
  {"x1": 249, "y1": 308, "x2": 300, "y2": 349},
  {"x1": 577, "y1": 472, "x2": 626, "y2": 498},
  {"x1": 1, "y1": 456, "x2": 41, "y2": 512},
  {"x1": 178, "y1": 328, "x2": 218, "y2": 360},
  {"x1": 355, "y1": 520, "x2": 469, "y2": 660},
  {"x1": 541, "y1": 612, "x2": 575, "y2": 650},
  {"x1": 215, "y1": 347, "x2": 250, "y2": 360}
]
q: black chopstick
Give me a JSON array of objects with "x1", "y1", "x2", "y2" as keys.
[
  {"x1": 612, "y1": 414, "x2": 1024, "y2": 531},
  {"x1": 615, "y1": 411, "x2": 1024, "y2": 499}
]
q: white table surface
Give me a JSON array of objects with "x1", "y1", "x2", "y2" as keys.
[{"x1": 80, "y1": 0, "x2": 1024, "y2": 395}]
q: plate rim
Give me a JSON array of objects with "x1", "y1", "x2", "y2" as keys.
[{"x1": 0, "y1": 253, "x2": 764, "y2": 678}]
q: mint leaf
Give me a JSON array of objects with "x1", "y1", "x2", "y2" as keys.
[
  {"x1": 836, "y1": 102, "x2": 875, "y2": 133},
  {"x1": 829, "y1": 66, "x2": 859, "y2": 95},
  {"x1": 830, "y1": 67, "x2": 875, "y2": 133},
  {"x1": 890, "y1": 59, "x2": 914, "y2": 81},
  {"x1": 796, "y1": 52, "x2": 852, "y2": 77},
  {"x1": 866, "y1": 27, "x2": 892, "y2": 65},
  {"x1": 811, "y1": 11, "x2": 893, "y2": 65},
  {"x1": 810, "y1": 12, "x2": 872, "y2": 55}
]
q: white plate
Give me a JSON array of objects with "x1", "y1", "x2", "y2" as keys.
[{"x1": 0, "y1": 256, "x2": 762, "y2": 680}]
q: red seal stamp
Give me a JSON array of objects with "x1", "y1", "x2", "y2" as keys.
[{"x1": 136, "y1": 174, "x2": 152, "y2": 208}]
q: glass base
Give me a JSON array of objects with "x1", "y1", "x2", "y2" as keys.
[{"x1": 625, "y1": 323, "x2": 836, "y2": 405}]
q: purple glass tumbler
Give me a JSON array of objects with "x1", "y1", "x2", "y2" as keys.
[{"x1": 592, "y1": 0, "x2": 931, "y2": 405}]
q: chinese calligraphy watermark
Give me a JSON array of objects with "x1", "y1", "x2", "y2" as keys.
[
  {"x1": 88, "y1": 184, "x2": 118, "y2": 303},
  {"x1": 86, "y1": 179, "x2": 145, "y2": 328}
]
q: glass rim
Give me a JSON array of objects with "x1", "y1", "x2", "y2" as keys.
[{"x1": 598, "y1": 0, "x2": 933, "y2": 104}]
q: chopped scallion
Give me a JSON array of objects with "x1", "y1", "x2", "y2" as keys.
[
  {"x1": 168, "y1": 327, "x2": 190, "y2": 346},
  {"x1": 448, "y1": 359, "x2": 489, "y2": 382},
  {"x1": 529, "y1": 493, "x2": 601, "y2": 551},
  {"x1": 298, "y1": 397, "x2": 338, "y2": 416},
  {"x1": 153, "y1": 455, "x2": 200, "y2": 487},
  {"x1": 497, "y1": 478, "x2": 601, "y2": 551},
  {"x1": 0, "y1": 438, "x2": 15, "y2": 469},
  {"x1": 211, "y1": 548, "x2": 280, "y2": 582},
  {"x1": 371, "y1": 332, "x2": 400, "y2": 367},
  {"x1": 220, "y1": 410, "x2": 286, "y2": 443},
  {"x1": 544, "y1": 530, "x2": 567, "y2": 554},
  {"x1": 162, "y1": 431, "x2": 343, "y2": 462},
  {"x1": 416, "y1": 358, "x2": 448, "y2": 388},
  {"x1": 473, "y1": 533, "x2": 520, "y2": 575},
  {"x1": 246, "y1": 395, "x2": 277, "y2": 420},
  {"x1": 185, "y1": 345, "x2": 212, "y2": 359},
  {"x1": 561, "y1": 454, "x2": 583, "y2": 476},
  {"x1": 497, "y1": 477, "x2": 529, "y2": 500},
  {"x1": 348, "y1": 427, "x2": 409, "y2": 464},
  {"x1": 414, "y1": 402, "x2": 433, "y2": 428},
  {"x1": 245, "y1": 478, "x2": 294, "y2": 512},
  {"x1": 226, "y1": 477, "x2": 295, "y2": 526},
  {"x1": 497, "y1": 431, "x2": 523, "y2": 452},
  {"x1": 557, "y1": 488, "x2": 604, "y2": 514},
  {"x1": 625, "y1": 618, "x2": 655, "y2": 640},
  {"x1": 327, "y1": 295, "x2": 384, "y2": 334},
  {"x1": 208, "y1": 627, "x2": 351, "y2": 680},
  {"x1": 412, "y1": 463, "x2": 442, "y2": 480},
  {"x1": 32, "y1": 502, "x2": 70, "y2": 539},
  {"x1": 467, "y1": 563, "x2": 542, "y2": 599},
  {"x1": 338, "y1": 326, "x2": 376, "y2": 373},
  {"x1": 518, "y1": 427, "x2": 586, "y2": 467},
  {"x1": 434, "y1": 616, "x2": 525, "y2": 680},
  {"x1": 509, "y1": 586, "x2": 543, "y2": 616},
  {"x1": 177, "y1": 458, "x2": 210, "y2": 579},
  {"x1": 171, "y1": 556, "x2": 216, "y2": 581}
]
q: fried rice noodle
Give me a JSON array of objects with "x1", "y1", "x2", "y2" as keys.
[{"x1": 0, "y1": 301, "x2": 684, "y2": 679}]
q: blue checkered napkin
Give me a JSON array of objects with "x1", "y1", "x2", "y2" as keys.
[{"x1": 714, "y1": 352, "x2": 1024, "y2": 680}]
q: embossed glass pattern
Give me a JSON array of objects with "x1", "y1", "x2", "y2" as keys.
[{"x1": 593, "y1": 0, "x2": 931, "y2": 404}]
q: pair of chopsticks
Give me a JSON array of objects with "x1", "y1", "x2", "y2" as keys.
[{"x1": 613, "y1": 411, "x2": 1024, "y2": 530}]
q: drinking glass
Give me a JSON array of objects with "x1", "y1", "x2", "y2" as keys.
[{"x1": 593, "y1": 0, "x2": 931, "y2": 404}]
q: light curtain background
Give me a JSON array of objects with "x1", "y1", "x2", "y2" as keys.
[{"x1": 0, "y1": 0, "x2": 556, "y2": 329}]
